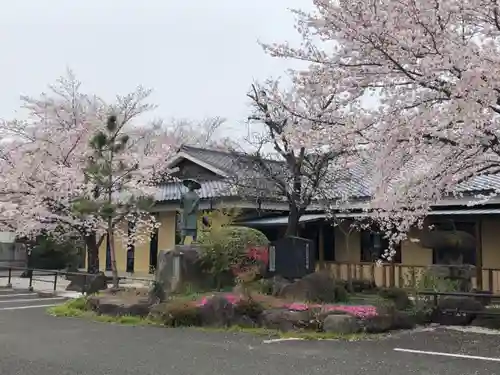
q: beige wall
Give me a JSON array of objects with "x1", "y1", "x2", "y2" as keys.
[
  {"x1": 328, "y1": 216, "x2": 500, "y2": 292},
  {"x1": 93, "y1": 211, "x2": 177, "y2": 275}
]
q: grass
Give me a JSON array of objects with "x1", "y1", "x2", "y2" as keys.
[
  {"x1": 198, "y1": 325, "x2": 373, "y2": 341},
  {"x1": 47, "y1": 298, "x2": 160, "y2": 326}
]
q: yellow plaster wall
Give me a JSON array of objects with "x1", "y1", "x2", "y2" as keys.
[
  {"x1": 334, "y1": 221, "x2": 361, "y2": 263},
  {"x1": 93, "y1": 211, "x2": 177, "y2": 275},
  {"x1": 157, "y1": 211, "x2": 176, "y2": 252}
]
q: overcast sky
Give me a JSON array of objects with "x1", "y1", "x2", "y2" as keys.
[{"x1": 0, "y1": 0, "x2": 312, "y2": 136}]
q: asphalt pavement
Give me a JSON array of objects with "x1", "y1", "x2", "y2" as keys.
[
  {"x1": 0, "y1": 287, "x2": 67, "y2": 311},
  {"x1": 0, "y1": 297, "x2": 499, "y2": 375}
]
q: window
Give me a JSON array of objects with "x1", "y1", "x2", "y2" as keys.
[
  {"x1": 430, "y1": 220, "x2": 476, "y2": 266},
  {"x1": 149, "y1": 213, "x2": 159, "y2": 273},
  {"x1": 360, "y1": 229, "x2": 401, "y2": 263},
  {"x1": 105, "y1": 234, "x2": 111, "y2": 271},
  {"x1": 323, "y1": 225, "x2": 335, "y2": 261},
  {"x1": 126, "y1": 220, "x2": 135, "y2": 273}
]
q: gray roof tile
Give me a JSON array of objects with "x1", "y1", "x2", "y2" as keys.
[
  {"x1": 159, "y1": 145, "x2": 500, "y2": 202},
  {"x1": 155, "y1": 180, "x2": 236, "y2": 202}
]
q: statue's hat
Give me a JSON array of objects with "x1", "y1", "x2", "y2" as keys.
[{"x1": 182, "y1": 178, "x2": 201, "y2": 190}]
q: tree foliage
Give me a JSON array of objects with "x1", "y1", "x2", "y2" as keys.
[
  {"x1": 0, "y1": 70, "x2": 174, "y2": 271},
  {"x1": 260, "y1": 0, "x2": 500, "y2": 254}
]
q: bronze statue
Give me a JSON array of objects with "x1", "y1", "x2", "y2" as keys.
[{"x1": 180, "y1": 178, "x2": 201, "y2": 244}]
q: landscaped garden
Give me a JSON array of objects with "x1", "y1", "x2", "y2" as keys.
[{"x1": 48, "y1": 213, "x2": 500, "y2": 338}]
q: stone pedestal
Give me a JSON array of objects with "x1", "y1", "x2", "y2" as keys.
[{"x1": 155, "y1": 244, "x2": 209, "y2": 293}]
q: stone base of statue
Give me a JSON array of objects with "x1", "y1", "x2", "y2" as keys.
[{"x1": 155, "y1": 244, "x2": 210, "y2": 293}]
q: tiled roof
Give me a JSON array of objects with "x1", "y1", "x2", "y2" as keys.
[
  {"x1": 159, "y1": 145, "x2": 500, "y2": 202},
  {"x1": 155, "y1": 180, "x2": 236, "y2": 202}
]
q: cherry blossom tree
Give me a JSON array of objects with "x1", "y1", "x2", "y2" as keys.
[
  {"x1": 229, "y1": 76, "x2": 368, "y2": 236},
  {"x1": 260, "y1": 0, "x2": 500, "y2": 255},
  {"x1": 0, "y1": 71, "x2": 175, "y2": 273},
  {"x1": 165, "y1": 116, "x2": 237, "y2": 149}
]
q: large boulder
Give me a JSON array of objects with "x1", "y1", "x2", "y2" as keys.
[
  {"x1": 259, "y1": 308, "x2": 316, "y2": 332},
  {"x1": 155, "y1": 245, "x2": 211, "y2": 293},
  {"x1": 471, "y1": 311, "x2": 500, "y2": 330},
  {"x1": 431, "y1": 297, "x2": 484, "y2": 325},
  {"x1": 269, "y1": 275, "x2": 291, "y2": 297},
  {"x1": 199, "y1": 294, "x2": 236, "y2": 327},
  {"x1": 363, "y1": 314, "x2": 394, "y2": 333},
  {"x1": 322, "y1": 314, "x2": 361, "y2": 334},
  {"x1": 278, "y1": 271, "x2": 345, "y2": 303},
  {"x1": 66, "y1": 272, "x2": 108, "y2": 294},
  {"x1": 87, "y1": 295, "x2": 150, "y2": 317},
  {"x1": 86, "y1": 273, "x2": 109, "y2": 294}
]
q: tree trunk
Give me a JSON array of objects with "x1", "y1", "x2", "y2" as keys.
[
  {"x1": 108, "y1": 220, "x2": 119, "y2": 289},
  {"x1": 85, "y1": 234, "x2": 99, "y2": 274},
  {"x1": 285, "y1": 204, "x2": 301, "y2": 237}
]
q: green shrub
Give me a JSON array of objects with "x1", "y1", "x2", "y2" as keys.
[
  {"x1": 153, "y1": 300, "x2": 202, "y2": 327},
  {"x1": 333, "y1": 283, "x2": 350, "y2": 303},
  {"x1": 197, "y1": 225, "x2": 269, "y2": 289},
  {"x1": 378, "y1": 287, "x2": 413, "y2": 310},
  {"x1": 234, "y1": 298, "x2": 264, "y2": 320}
]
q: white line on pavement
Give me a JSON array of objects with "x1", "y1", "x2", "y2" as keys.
[
  {"x1": 0, "y1": 293, "x2": 36, "y2": 298},
  {"x1": 0, "y1": 297, "x2": 65, "y2": 303},
  {"x1": 263, "y1": 338, "x2": 305, "y2": 344},
  {"x1": 0, "y1": 304, "x2": 59, "y2": 311},
  {"x1": 394, "y1": 348, "x2": 500, "y2": 362}
]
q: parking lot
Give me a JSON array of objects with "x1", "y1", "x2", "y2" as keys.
[
  {"x1": 0, "y1": 288, "x2": 67, "y2": 311},
  {"x1": 0, "y1": 291, "x2": 498, "y2": 375}
]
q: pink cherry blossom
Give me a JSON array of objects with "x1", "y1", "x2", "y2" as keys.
[
  {"x1": 259, "y1": 1, "x2": 500, "y2": 253},
  {"x1": 0, "y1": 70, "x2": 176, "y2": 267}
]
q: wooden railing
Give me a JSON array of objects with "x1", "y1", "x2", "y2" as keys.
[{"x1": 320, "y1": 262, "x2": 500, "y2": 294}]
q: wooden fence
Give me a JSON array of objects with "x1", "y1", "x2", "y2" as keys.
[{"x1": 320, "y1": 262, "x2": 500, "y2": 294}]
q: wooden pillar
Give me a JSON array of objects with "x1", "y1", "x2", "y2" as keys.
[
  {"x1": 318, "y1": 223, "x2": 325, "y2": 269},
  {"x1": 475, "y1": 216, "x2": 483, "y2": 290}
]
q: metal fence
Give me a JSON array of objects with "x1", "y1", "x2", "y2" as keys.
[{"x1": 0, "y1": 265, "x2": 154, "y2": 293}]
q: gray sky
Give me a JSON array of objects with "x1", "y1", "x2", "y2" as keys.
[{"x1": 0, "y1": 0, "x2": 312, "y2": 135}]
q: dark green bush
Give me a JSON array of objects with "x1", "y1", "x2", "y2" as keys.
[
  {"x1": 234, "y1": 298, "x2": 264, "y2": 320},
  {"x1": 349, "y1": 279, "x2": 378, "y2": 293},
  {"x1": 378, "y1": 287, "x2": 413, "y2": 310},
  {"x1": 333, "y1": 283, "x2": 350, "y2": 303},
  {"x1": 154, "y1": 300, "x2": 202, "y2": 327}
]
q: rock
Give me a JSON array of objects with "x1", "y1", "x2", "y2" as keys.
[
  {"x1": 65, "y1": 273, "x2": 88, "y2": 292},
  {"x1": 199, "y1": 294, "x2": 235, "y2": 327},
  {"x1": 233, "y1": 315, "x2": 257, "y2": 328},
  {"x1": 269, "y1": 275, "x2": 291, "y2": 296},
  {"x1": 87, "y1": 295, "x2": 151, "y2": 317},
  {"x1": 259, "y1": 308, "x2": 316, "y2": 332},
  {"x1": 391, "y1": 310, "x2": 417, "y2": 330},
  {"x1": 322, "y1": 314, "x2": 361, "y2": 334},
  {"x1": 471, "y1": 289, "x2": 493, "y2": 307},
  {"x1": 363, "y1": 314, "x2": 394, "y2": 333},
  {"x1": 156, "y1": 246, "x2": 212, "y2": 293},
  {"x1": 66, "y1": 272, "x2": 108, "y2": 294},
  {"x1": 431, "y1": 297, "x2": 484, "y2": 326},
  {"x1": 86, "y1": 272, "x2": 109, "y2": 294},
  {"x1": 278, "y1": 271, "x2": 342, "y2": 303},
  {"x1": 471, "y1": 313, "x2": 500, "y2": 330}
]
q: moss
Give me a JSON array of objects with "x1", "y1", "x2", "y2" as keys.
[{"x1": 47, "y1": 299, "x2": 160, "y2": 326}]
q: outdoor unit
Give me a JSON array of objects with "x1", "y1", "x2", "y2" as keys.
[{"x1": 267, "y1": 236, "x2": 316, "y2": 280}]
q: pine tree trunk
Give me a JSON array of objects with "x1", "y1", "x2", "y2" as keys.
[
  {"x1": 108, "y1": 219, "x2": 119, "y2": 289},
  {"x1": 85, "y1": 234, "x2": 99, "y2": 274}
]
